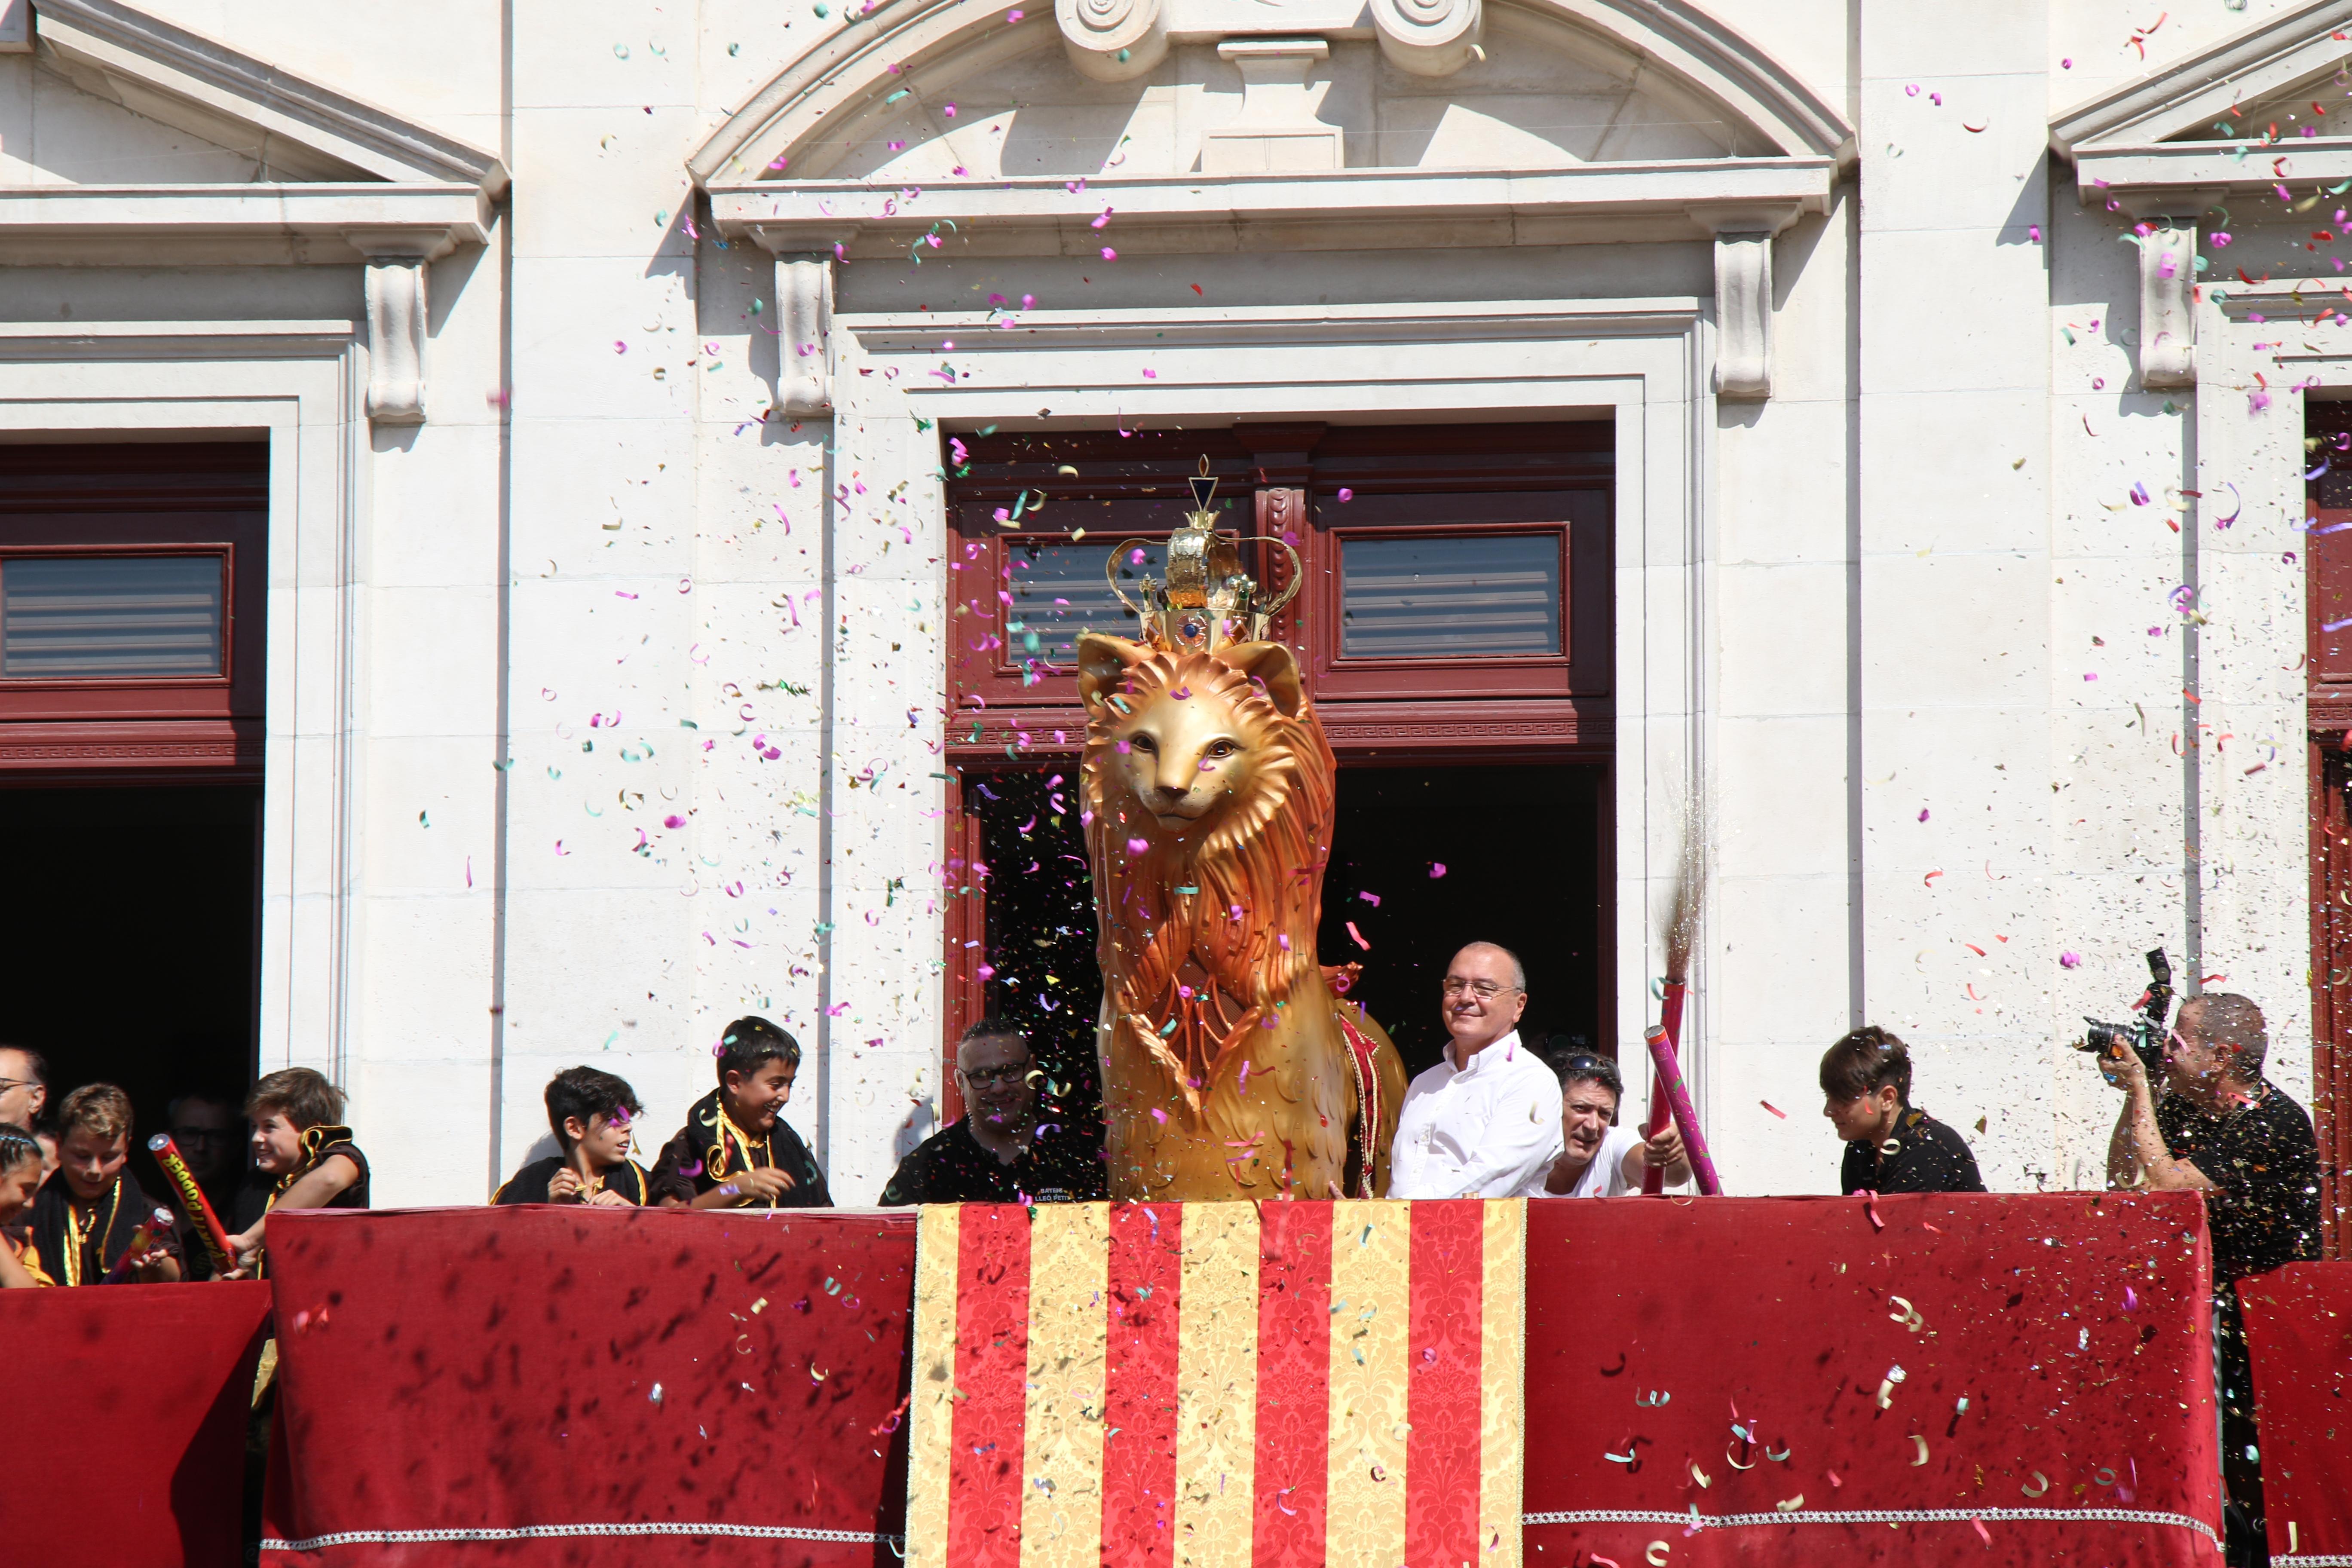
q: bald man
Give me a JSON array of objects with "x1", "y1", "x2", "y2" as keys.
[{"x1": 1387, "y1": 942, "x2": 1562, "y2": 1199}]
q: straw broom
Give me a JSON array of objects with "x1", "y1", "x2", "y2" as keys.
[{"x1": 1640, "y1": 814, "x2": 1724, "y2": 1195}]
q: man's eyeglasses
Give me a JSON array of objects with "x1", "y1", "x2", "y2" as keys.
[
  {"x1": 0, "y1": 1078, "x2": 37, "y2": 1095},
  {"x1": 1440, "y1": 978, "x2": 1522, "y2": 1000},
  {"x1": 958, "y1": 1062, "x2": 1035, "y2": 1090}
]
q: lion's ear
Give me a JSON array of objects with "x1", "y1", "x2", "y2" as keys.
[
  {"x1": 1220, "y1": 641, "x2": 1303, "y2": 717},
  {"x1": 1077, "y1": 634, "x2": 1152, "y2": 711}
]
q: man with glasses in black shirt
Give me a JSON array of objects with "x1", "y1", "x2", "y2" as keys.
[
  {"x1": 2100, "y1": 991, "x2": 2321, "y2": 1566},
  {"x1": 880, "y1": 1019, "x2": 1105, "y2": 1205}
]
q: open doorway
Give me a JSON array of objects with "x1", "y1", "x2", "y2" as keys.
[
  {"x1": 0, "y1": 785, "x2": 259, "y2": 1189},
  {"x1": 1319, "y1": 764, "x2": 1607, "y2": 1077}
]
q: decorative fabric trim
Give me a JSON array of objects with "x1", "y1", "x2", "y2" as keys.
[
  {"x1": 1522, "y1": 1507, "x2": 2219, "y2": 1545},
  {"x1": 2274, "y1": 1558, "x2": 2352, "y2": 1567},
  {"x1": 261, "y1": 1522, "x2": 898, "y2": 1551}
]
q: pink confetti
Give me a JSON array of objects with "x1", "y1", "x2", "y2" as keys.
[
  {"x1": 1101, "y1": 247, "x2": 1116, "y2": 260},
  {"x1": 1345, "y1": 920, "x2": 1371, "y2": 951},
  {"x1": 2060, "y1": 951, "x2": 2082, "y2": 968},
  {"x1": 1760, "y1": 1100, "x2": 1786, "y2": 1118},
  {"x1": 1430, "y1": 862, "x2": 1447, "y2": 878},
  {"x1": 1357, "y1": 891, "x2": 1381, "y2": 906},
  {"x1": 664, "y1": 814, "x2": 686, "y2": 828},
  {"x1": 1917, "y1": 808, "x2": 1930, "y2": 821},
  {"x1": 1336, "y1": 487, "x2": 1354, "y2": 502},
  {"x1": 1127, "y1": 836, "x2": 1149, "y2": 854}
]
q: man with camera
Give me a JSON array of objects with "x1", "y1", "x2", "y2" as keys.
[{"x1": 2098, "y1": 990, "x2": 2321, "y2": 1565}]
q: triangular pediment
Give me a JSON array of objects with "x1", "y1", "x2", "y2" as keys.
[
  {"x1": 13, "y1": 0, "x2": 505, "y2": 192},
  {"x1": 2052, "y1": 0, "x2": 2352, "y2": 151}
]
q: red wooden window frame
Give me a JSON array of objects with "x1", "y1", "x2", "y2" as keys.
[
  {"x1": 2309, "y1": 402, "x2": 2352, "y2": 1256},
  {"x1": 0, "y1": 444, "x2": 266, "y2": 782},
  {"x1": 1304, "y1": 491, "x2": 1608, "y2": 701}
]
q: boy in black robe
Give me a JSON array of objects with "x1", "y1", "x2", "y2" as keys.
[
  {"x1": 31, "y1": 1084, "x2": 181, "y2": 1285},
  {"x1": 224, "y1": 1067, "x2": 369, "y2": 1279},
  {"x1": 1819, "y1": 1026, "x2": 1985, "y2": 1195},
  {"x1": 495, "y1": 1065, "x2": 652, "y2": 1205},
  {"x1": 651, "y1": 1016, "x2": 831, "y2": 1208}
]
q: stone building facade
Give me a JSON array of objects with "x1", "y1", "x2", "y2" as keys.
[{"x1": 0, "y1": 0, "x2": 2342, "y2": 1225}]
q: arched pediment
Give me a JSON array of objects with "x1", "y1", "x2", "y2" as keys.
[{"x1": 692, "y1": 0, "x2": 1849, "y2": 254}]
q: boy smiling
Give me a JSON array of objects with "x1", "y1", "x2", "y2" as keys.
[{"x1": 651, "y1": 1016, "x2": 831, "y2": 1209}]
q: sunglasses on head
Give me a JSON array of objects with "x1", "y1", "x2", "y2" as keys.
[{"x1": 1560, "y1": 1054, "x2": 1624, "y2": 1094}]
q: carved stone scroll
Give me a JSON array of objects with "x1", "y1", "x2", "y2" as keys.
[
  {"x1": 361, "y1": 256, "x2": 430, "y2": 426},
  {"x1": 776, "y1": 252, "x2": 835, "y2": 416},
  {"x1": 1367, "y1": 0, "x2": 1481, "y2": 77},
  {"x1": 2135, "y1": 220, "x2": 2197, "y2": 389},
  {"x1": 1057, "y1": 0, "x2": 1168, "y2": 82},
  {"x1": 1710, "y1": 230, "x2": 1773, "y2": 401}
]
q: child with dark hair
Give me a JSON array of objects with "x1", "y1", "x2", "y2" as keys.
[
  {"x1": 650, "y1": 1016, "x2": 832, "y2": 1209},
  {"x1": 1819, "y1": 1026, "x2": 1985, "y2": 1195},
  {"x1": 223, "y1": 1067, "x2": 370, "y2": 1279},
  {"x1": 0, "y1": 1124, "x2": 54, "y2": 1287},
  {"x1": 30, "y1": 1084, "x2": 181, "y2": 1284},
  {"x1": 495, "y1": 1066, "x2": 651, "y2": 1205}
]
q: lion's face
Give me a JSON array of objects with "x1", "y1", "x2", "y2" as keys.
[{"x1": 1078, "y1": 637, "x2": 1305, "y2": 832}]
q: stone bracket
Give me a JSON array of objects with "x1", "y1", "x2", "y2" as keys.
[
  {"x1": 1690, "y1": 205, "x2": 1797, "y2": 402},
  {"x1": 772, "y1": 251, "x2": 836, "y2": 416},
  {"x1": 362, "y1": 258, "x2": 429, "y2": 424},
  {"x1": 349, "y1": 231, "x2": 454, "y2": 426},
  {"x1": 2121, "y1": 201, "x2": 2208, "y2": 390}
]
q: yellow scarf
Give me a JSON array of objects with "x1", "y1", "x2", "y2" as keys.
[{"x1": 59, "y1": 1177, "x2": 123, "y2": 1288}]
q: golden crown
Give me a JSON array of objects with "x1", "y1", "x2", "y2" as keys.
[{"x1": 1103, "y1": 459, "x2": 1302, "y2": 654}]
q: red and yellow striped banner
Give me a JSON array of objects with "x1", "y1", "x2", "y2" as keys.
[{"x1": 908, "y1": 1200, "x2": 1525, "y2": 1568}]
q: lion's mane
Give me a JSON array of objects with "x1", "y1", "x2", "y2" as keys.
[{"x1": 1082, "y1": 648, "x2": 1337, "y2": 1096}]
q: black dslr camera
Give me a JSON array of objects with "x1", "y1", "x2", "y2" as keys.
[{"x1": 2077, "y1": 949, "x2": 2174, "y2": 1081}]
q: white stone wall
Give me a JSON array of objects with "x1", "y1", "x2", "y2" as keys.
[{"x1": 2, "y1": 0, "x2": 2333, "y2": 1206}]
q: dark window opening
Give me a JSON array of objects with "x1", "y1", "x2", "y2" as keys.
[{"x1": 0, "y1": 785, "x2": 260, "y2": 1198}]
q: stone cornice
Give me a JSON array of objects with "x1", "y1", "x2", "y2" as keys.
[
  {"x1": 2066, "y1": 139, "x2": 2352, "y2": 208},
  {"x1": 0, "y1": 184, "x2": 496, "y2": 265},
  {"x1": 709, "y1": 159, "x2": 1833, "y2": 257}
]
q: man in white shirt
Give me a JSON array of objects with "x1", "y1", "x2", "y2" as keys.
[
  {"x1": 1516, "y1": 1054, "x2": 1689, "y2": 1198},
  {"x1": 1388, "y1": 943, "x2": 1563, "y2": 1199}
]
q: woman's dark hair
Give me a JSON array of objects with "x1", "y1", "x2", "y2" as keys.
[
  {"x1": 716, "y1": 1016, "x2": 801, "y2": 1083},
  {"x1": 1820, "y1": 1026, "x2": 1912, "y2": 1103},
  {"x1": 245, "y1": 1067, "x2": 346, "y2": 1130},
  {"x1": 545, "y1": 1066, "x2": 644, "y2": 1151},
  {"x1": 0, "y1": 1121, "x2": 40, "y2": 1173}
]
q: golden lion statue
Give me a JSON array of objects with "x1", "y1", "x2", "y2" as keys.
[{"x1": 1078, "y1": 632, "x2": 1409, "y2": 1200}]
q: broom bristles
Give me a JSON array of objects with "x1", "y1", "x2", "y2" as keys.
[{"x1": 1660, "y1": 793, "x2": 1706, "y2": 987}]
